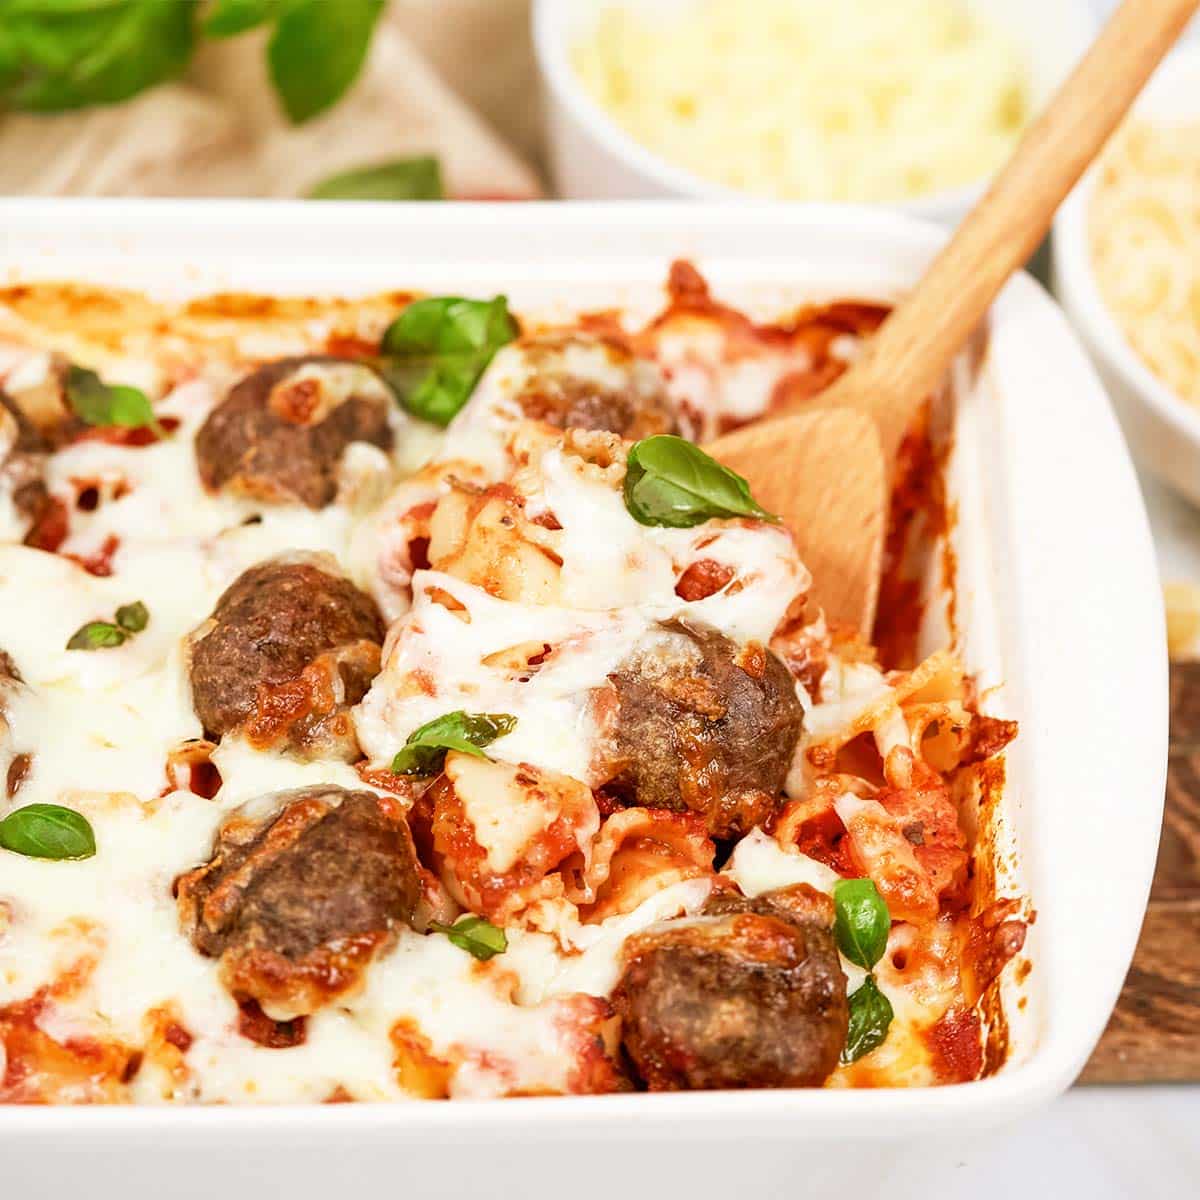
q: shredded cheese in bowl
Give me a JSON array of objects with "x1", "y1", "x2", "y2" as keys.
[
  {"x1": 571, "y1": 0, "x2": 1030, "y2": 202},
  {"x1": 1089, "y1": 119, "x2": 1200, "y2": 410}
]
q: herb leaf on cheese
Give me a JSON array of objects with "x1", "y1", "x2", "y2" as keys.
[
  {"x1": 66, "y1": 366, "x2": 163, "y2": 436},
  {"x1": 430, "y1": 916, "x2": 508, "y2": 962},
  {"x1": 67, "y1": 602, "x2": 150, "y2": 651},
  {"x1": 378, "y1": 296, "x2": 518, "y2": 426},
  {"x1": 0, "y1": 803, "x2": 96, "y2": 861},
  {"x1": 833, "y1": 877, "x2": 891, "y2": 970},
  {"x1": 390, "y1": 711, "x2": 517, "y2": 776},
  {"x1": 841, "y1": 975, "x2": 894, "y2": 1064},
  {"x1": 307, "y1": 156, "x2": 444, "y2": 201},
  {"x1": 623, "y1": 435, "x2": 779, "y2": 528}
]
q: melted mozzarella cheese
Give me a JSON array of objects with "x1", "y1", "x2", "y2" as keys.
[
  {"x1": 358, "y1": 429, "x2": 811, "y2": 777},
  {"x1": 356, "y1": 570, "x2": 651, "y2": 781},
  {"x1": 539, "y1": 444, "x2": 810, "y2": 639},
  {"x1": 443, "y1": 337, "x2": 669, "y2": 481},
  {"x1": 0, "y1": 294, "x2": 963, "y2": 1103},
  {"x1": 44, "y1": 378, "x2": 385, "y2": 598},
  {"x1": 647, "y1": 322, "x2": 805, "y2": 438},
  {"x1": 0, "y1": 345, "x2": 461, "y2": 1101},
  {"x1": 724, "y1": 827, "x2": 840, "y2": 896}
]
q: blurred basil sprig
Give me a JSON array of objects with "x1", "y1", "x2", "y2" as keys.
[
  {"x1": 307, "y1": 155, "x2": 444, "y2": 201},
  {"x1": 0, "y1": 0, "x2": 386, "y2": 124}
]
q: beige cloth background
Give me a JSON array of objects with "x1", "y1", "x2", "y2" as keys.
[{"x1": 0, "y1": 0, "x2": 542, "y2": 199}]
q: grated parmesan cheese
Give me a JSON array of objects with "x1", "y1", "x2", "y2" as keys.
[{"x1": 572, "y1": 0, "x2": 1030, "y2": 202}]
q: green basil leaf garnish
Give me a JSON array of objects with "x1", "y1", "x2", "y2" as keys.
[
  {"x1": 0, "y1": 803, "x2": 96, "y2": 861},
  {"x1": 833, "y1": 877, "x2": 891, "y2": 970},
  {"x1": 430, "y1": 915, "x2": 507, "y2": 962},
  {"x1": 268, "y1": 0, "x2": 385, "y2": 124},
  {"x1": 0, "y1": 0, "x2": 385, "y2": 125},
  {"x1": 0, "y1": 1, "x2": 195, "y2": 112},
  {"x1": 66, "y1": 621, "x2": 127, "y2": 651},
  {"x1": 66, "y1": 366, "x2": 163, "y2": 436},
  {"x1": 67, "y1": 601, "x2": 150, "y2": 650},
  {"x1": 623, "y1": 435, "x2": 780, "y2": 528},
  {"x1": 203, "y1": 0, "x2": 278, "y2": 37},
  {"x1": 841, "y1": 975, "x2": 894, "y2": 1064},
  {"x1": 391, "y1": 710, "x2": 517, "y2": 776},
  {"x1": 115, "y1": 601, "x2": 150, "y2": 633},
  {"x1": 307, "y1": 156, "x2": 443, "y2": 201},
  {"x1": 378, "y1": 296, "x2": 518, "y2": 427}
]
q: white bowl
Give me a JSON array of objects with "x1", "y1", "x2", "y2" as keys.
[
  {"x1": 533, "y1": 0, "x2": 1096, "y2": 222},
  {"x1": 1053, "y1": 45, "x2": 1200, "y2": 508},
  {"x1": 0, "y1": 199, "x2": 1166, "y2": 1199}
]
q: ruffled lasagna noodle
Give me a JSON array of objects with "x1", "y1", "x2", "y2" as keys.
[{"x1": 0, "y1": 263, "x2": 1025, "y2": 1104}]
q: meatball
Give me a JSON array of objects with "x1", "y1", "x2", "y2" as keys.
[
  {"x1": 176, "y1": 786, "x2": 423, "y2": 1018},
  {"x1": 195, "y1": 356, "x2": 393, "y2": 508},
  {"x1": 189, "y1": 555, "x2": 384, "y2": 761},
  {"x1": 596, "y1": 620, "x2": 804, "y2": 839},
  {"x1": 0, "y1": 355, "x2": 82, "y2": 450},
  {"x1": 0, "y1": 388, "x2": 52, "y2": 455},
  {"x1": 613, "y1": 886, "x2": 847, "y2": 1090},
  {"x1": 0, "y1": 389, "x2": 57, "y2": 540},
  {"x1": 514, "y1": 337, "x2": 680, "y2": 439}
]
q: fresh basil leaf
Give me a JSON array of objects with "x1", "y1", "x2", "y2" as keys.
[
  {"x1": 307, "y1": 155, "x2": 443, "y2": 201},
  {"x1": 379, "y1": 296, "x2": 518, "y2": 426},
  {"x1": 390, "y1": 710, "x2": 517, "y2": 777},
  {"x1": 66, "y1": 621, "x2": 127, "y2": 651},
  {"x1": 203, "y1": 0, "x2": 277, "y2": 37},
  {"x1": 623, "y1": 435, "x2": 780, "y2": 528},
  {"x1": 430, "y1": 915, "x2": 507, "y2": 962},
  {"x1": 115, "y1": 601, "x2": 149, "y2": 633},
  {"x1": 833, "y1": 877, "x2": 891, "y2": 970},
  {"x1": 0, "y1": 803, "x2": 96, "y2": 861},
  {"x1": 267, "y1": 0, "x2": 384, "y2": 124},
  {"x1": 0, "y1": 0, "x2": 196, "y2": 112},
  {"x1": 66, "y1": 366, "x2": 161, "y2": 434},
  {"x1": 841, "y1": 975, "x2": 894, "y2": 1064}
]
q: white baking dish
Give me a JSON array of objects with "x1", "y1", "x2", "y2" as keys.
[{"x1": 0, "y1": 200, "x2": 1166, "y2": 1199}]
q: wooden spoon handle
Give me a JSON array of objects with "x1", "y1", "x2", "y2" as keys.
[{"x1": 808, "y1": 0, "x2": 1200, "y2": 463}]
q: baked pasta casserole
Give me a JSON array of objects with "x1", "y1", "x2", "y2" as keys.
[{"x1": 0, "y1": 263, "x2": 1026, "y2": 1103}]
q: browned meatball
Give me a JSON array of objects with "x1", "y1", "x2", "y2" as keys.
[
  {"x1": 194, "y1": 356, "x2": 393, "y2": 508},
  {"x1": 0, "y1": 388, "x2": 53, "y2": 454},
  {"x1": 595, "y1": 620, "x2": 804, "y2": 839},
  {"x1": 613, "y1": 886, "x2": 847, "y2": 1090},
  {"x1": 0, "y1": 388, "x2": 58, "y2": 541},
  {"x1": 0, "y1": 649, "x2": 21, "y2": 685},
  {"x1": 515, "y1": 337, "x2": 680, "y2": 439},
  {"x1": 188, "y1": 556, "x2": 384, "y2": 761},
  {"x1": 176, "y1": 786, "x2": 423, "y2": 1018}
]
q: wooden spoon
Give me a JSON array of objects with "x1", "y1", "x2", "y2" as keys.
[
  {"x1": 709, "y1": 0, "x2": 1199, "y2": 633},
  {"x1": 709, "y1": 408, "x2": 887, "y2": 635}
]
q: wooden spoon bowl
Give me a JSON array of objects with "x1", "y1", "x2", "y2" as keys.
[{"x1": 706, "y1": 410, "x2": 886, "y2": 635}]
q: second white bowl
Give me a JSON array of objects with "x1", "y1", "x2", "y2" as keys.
[
  {"x1": 534, "y1": 0, "x2": 1095, "y2": 223},
  {"x1": 1053, "y1": 45, "x2": 1200, "y2": 508}
]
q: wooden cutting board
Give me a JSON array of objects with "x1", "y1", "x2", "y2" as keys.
[{"x1": 1078, "y1": 661, "x2": 1200, "y2": 1083}]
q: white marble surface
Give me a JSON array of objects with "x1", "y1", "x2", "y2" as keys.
[
  {"x1": 1141, "y1": 468, "x2": 1200, "y2": 585},
  {"x1": 887, "y1": 1087, "x2": 1200, "y2": 1199}
]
